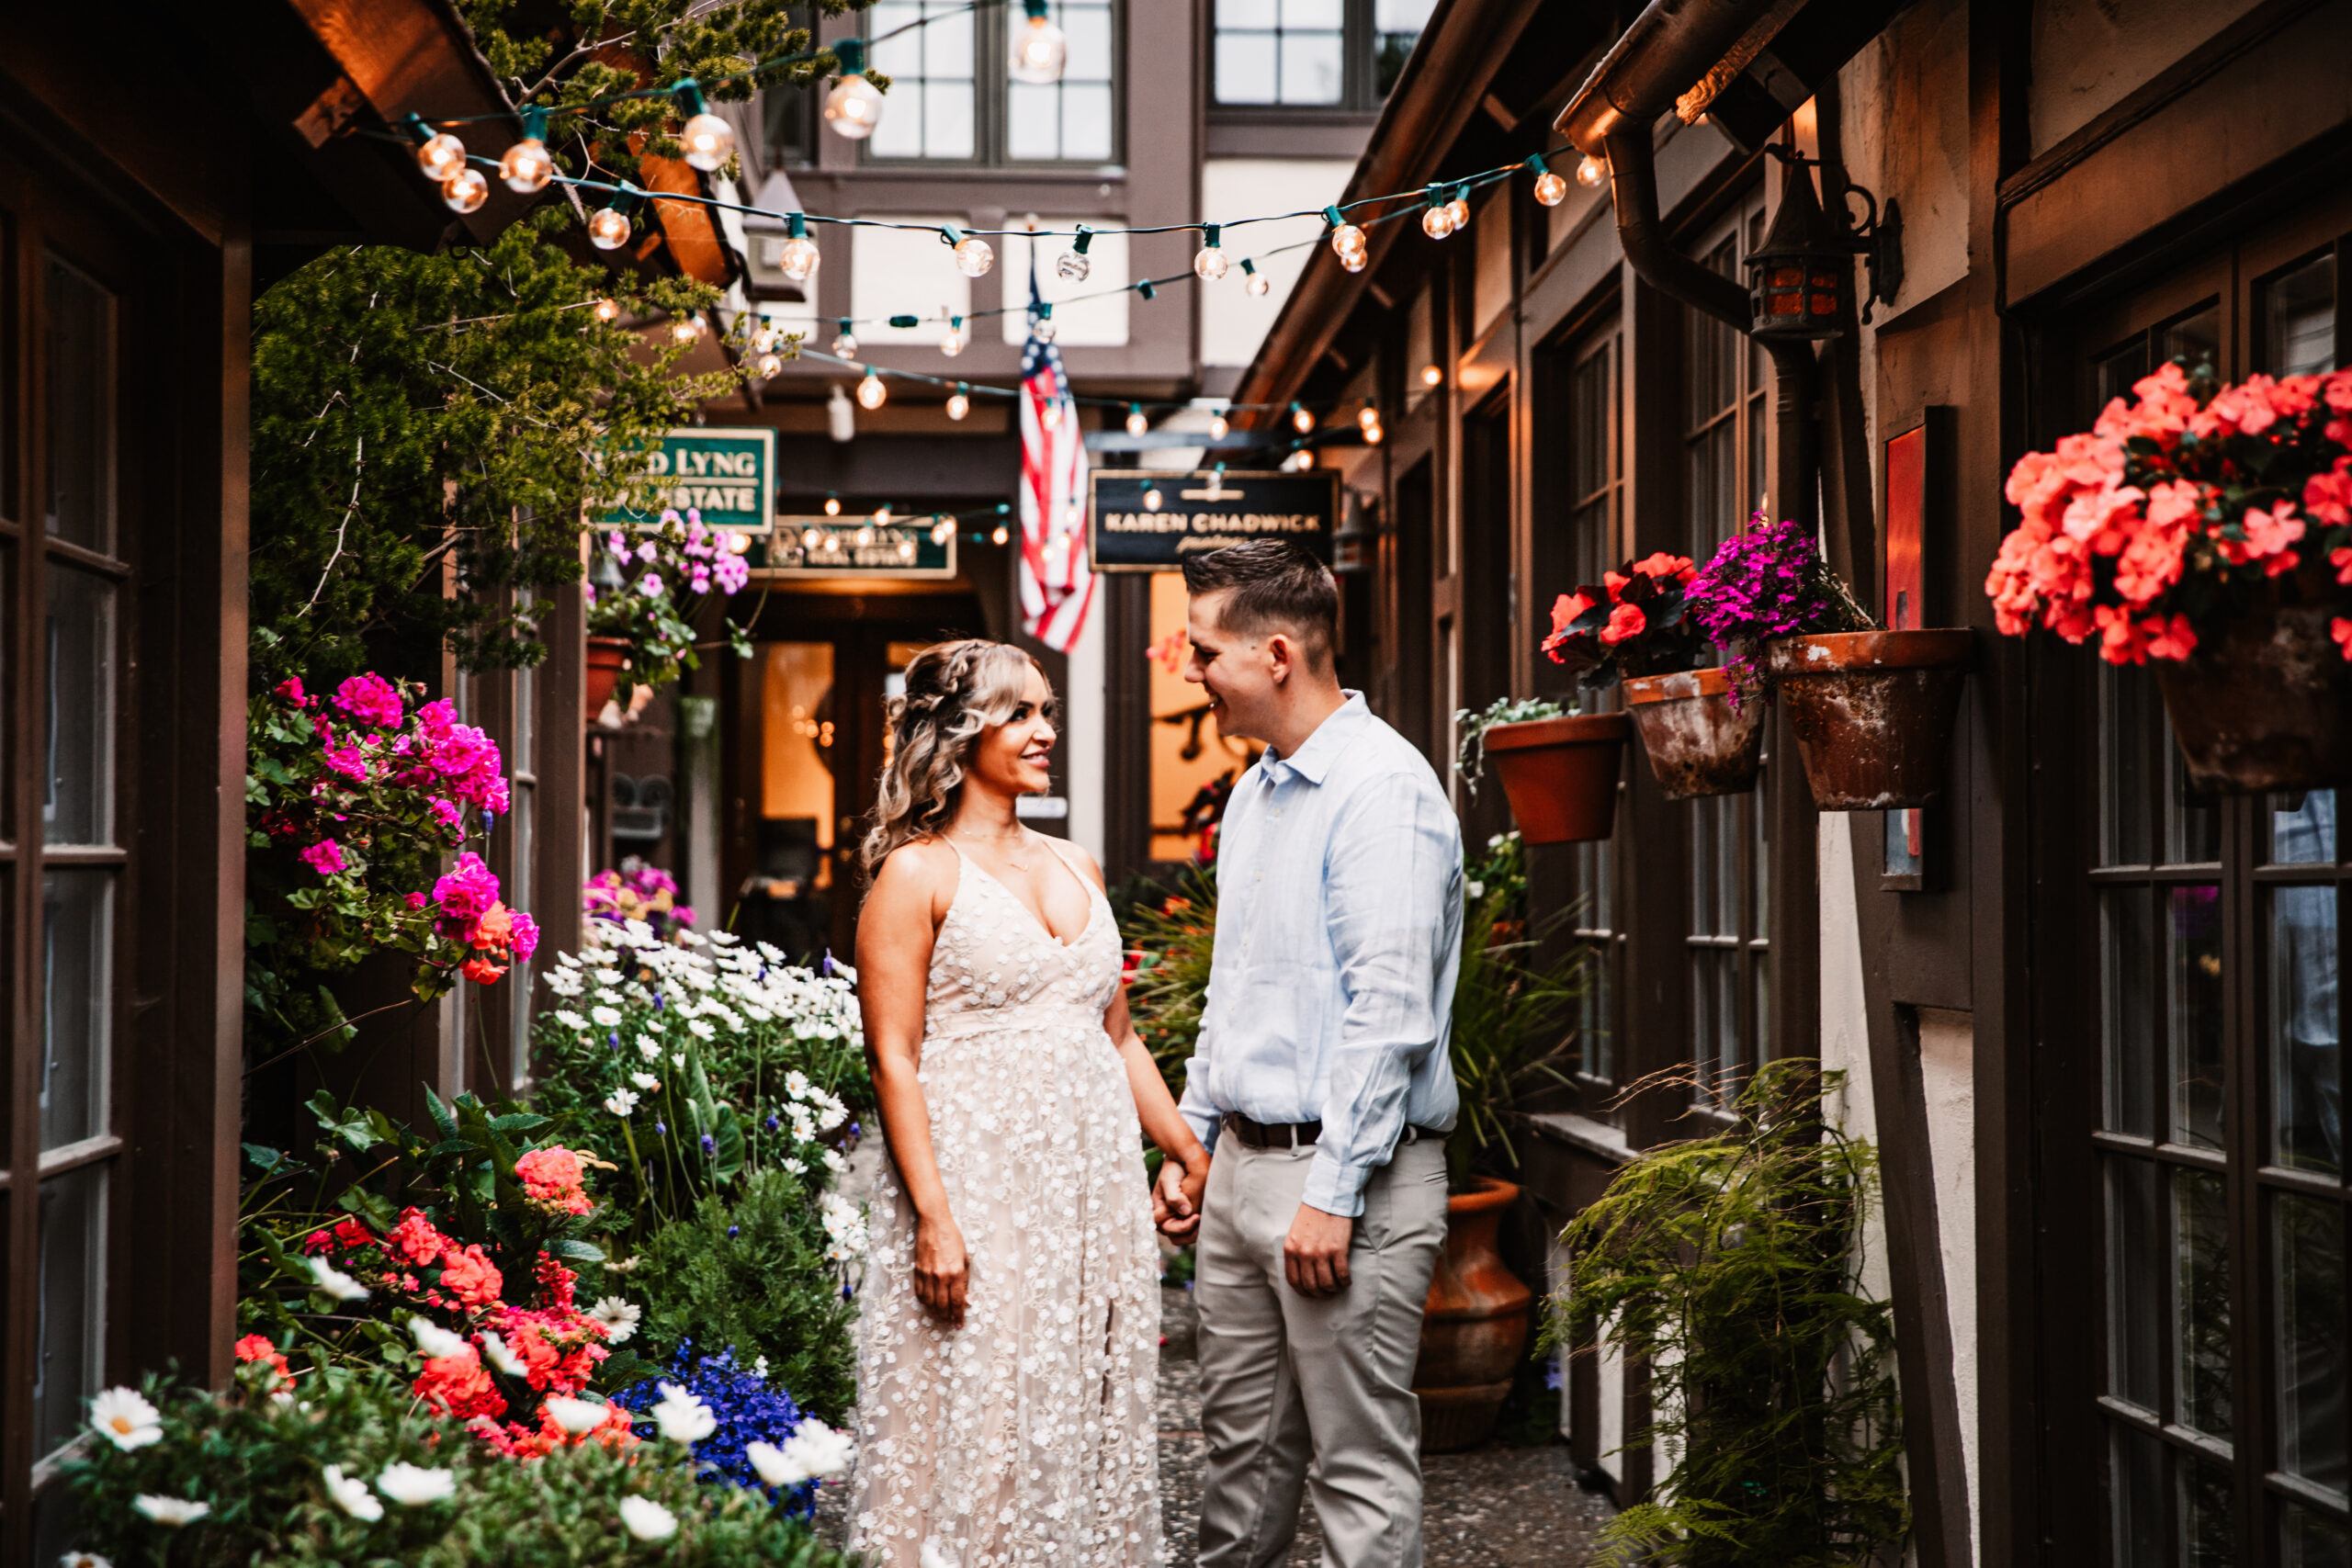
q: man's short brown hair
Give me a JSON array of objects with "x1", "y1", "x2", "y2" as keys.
[{"x1": 1182, "y1": 539, "x2": 1339, "y2": 668}]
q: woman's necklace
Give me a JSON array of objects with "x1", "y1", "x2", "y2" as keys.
[{"x1": 952, "y1": 826, "x2": 1034, "y2": 871}]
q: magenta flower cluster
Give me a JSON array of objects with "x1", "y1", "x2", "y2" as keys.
[
  {"x1": 1683, "y1": 513, "x2": 1873, "y2": 702},
  {"x1": 590, "y1": 508, "x2": 751, "y2": 607}
]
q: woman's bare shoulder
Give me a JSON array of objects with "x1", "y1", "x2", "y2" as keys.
[{"x1": 870, "y1": 836, "x2": 961, "y2": 905}]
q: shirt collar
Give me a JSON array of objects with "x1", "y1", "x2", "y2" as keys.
[{"x1": 1259, "y1": 692, "x2": 1368, "y2": 786}]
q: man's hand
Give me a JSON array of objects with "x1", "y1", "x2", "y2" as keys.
[
  {"x1": 1283, "y1": 1203, "x2": 1354, "y2": 1296},
  {"x1": 1154, "y1": 1155, "x2": 1208, "y2": 1244}
]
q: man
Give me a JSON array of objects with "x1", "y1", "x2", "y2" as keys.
[{"x1": 1152, "y1": 538, "x2": 1464, "y2": 1568}]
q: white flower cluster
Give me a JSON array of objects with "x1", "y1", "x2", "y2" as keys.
[
  {"x1": 820, "y1": 1192, "x2": 867, "y2": 1263},
  {"x1": 540, "y1": 930, "x2": 861, "y2": 1055},
  {"x1": 746, "y1": 1417, "x2": 855, "y2": 1487}
]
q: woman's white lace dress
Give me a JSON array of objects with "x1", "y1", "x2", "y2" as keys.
[{"x1": 851, "y1": 843, "x2": 1160, "y2": 1568}]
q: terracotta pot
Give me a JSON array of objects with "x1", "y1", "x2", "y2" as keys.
[
  {"x1": 1413, "y1": 1177, "x2": 1533, "y2": 1453},
  {"x1": 1623, "y1": 666, "x2": 1766, "y2": 798},
  {"x1": 1764, "y1": 630, "x2": 1975, "y2": 810},
  {"x1": 585, "y1": 636, "x2": 630, "y2": 720},
  {"x1": 2152, "y1": 599, "x2": 2352, "y2": 793},
  {"x1": 1480, "y1": 713, "x2": 1630, "y2": 844}
]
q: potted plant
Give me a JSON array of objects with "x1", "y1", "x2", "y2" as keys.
[
  {"x1": 1686, "y1": 513, "x2": 1974, "y2": 811},
  {"x1": 1455, "y1": 695, "x2": 1629, "y2": 844},
  {"x1": 1415, "y1": 835, "x2": 1585, "y2": 1451},
  {"x1": 1989, "y1": 358, "x2": 2352, "y2": 791},
  {"x1": 586, "y1": 507, "x2": 758, "y2": 722},
  {"x1": 1543, "y1": 551, "x2": 1763, "y2": 797}
]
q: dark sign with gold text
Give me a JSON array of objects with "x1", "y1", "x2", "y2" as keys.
[{"x1": 1087, "y1": 469, "x2": 1338, "y2": 571}]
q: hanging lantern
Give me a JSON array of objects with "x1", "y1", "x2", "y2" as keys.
[
  {"x1": 1193, "y1": 223, "x2": 1228, "y2": 281},
  {"x1": 856, "y1": 368, "x2": 888, "y2": 410},
  {"x1": 823, "y1": 40, "x2": 886, "y2": 140},
  {"x1": 1125, "y1": 404, "x2": 1148, "y2": 437},
  {"x1": 1526, "y1": 153, "x2": 1567, "y2": 208},
  {"x1": 673, "y1": 81, "x2": 737, "y2": 172},
  {"x1": 1744, "y1": 161, "x2": 1848, "y2": 342},
  {"x1": 442, "y1": 168, "x2": 490, "y2": 213},
  {"x1": 1008, "y1": 0, "x2": 1069, "y2": 85},
  {"x1": 1058, "y1": 226, "x2": 1093, "y2": 282}
]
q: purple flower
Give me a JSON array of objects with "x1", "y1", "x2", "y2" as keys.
[
  {"x1": 300, "y1": 839, "x2": 345, "y2": 875},
  {"x1": 616, "y1": 1345, "x2": 819, "y2": 1515}
]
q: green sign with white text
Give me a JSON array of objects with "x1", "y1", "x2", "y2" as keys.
[{"x1": 598, "y1": 428, "x2": 775, "y2": 534}]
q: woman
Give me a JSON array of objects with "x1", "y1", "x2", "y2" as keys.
[{"x1": 850, "y1": 639, "x2": 1210, "y2": 1568}]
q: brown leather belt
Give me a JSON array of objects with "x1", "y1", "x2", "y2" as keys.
[{"x1": 1220, "y1": 1112, "x2": 1439, "y2": 1150}]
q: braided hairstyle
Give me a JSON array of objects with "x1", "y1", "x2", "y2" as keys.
[{"x1": 860, "y1": 638, "x2": 1046, "y2": 881}]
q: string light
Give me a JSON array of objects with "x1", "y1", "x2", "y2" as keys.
[
  {"x1": 1042, "y1": 400, "x2": 1062, "y2": 430},
  {"x1": 673, "y1": 82, "x2": 737, "y2": 172},
  {"x1": 587, "y1": 187, "x2": 638, "y2": 250},
  {"x1": 932, "y1": 519, "x2": 954, "y2": 545},
  {"x1": 777, "y1": 211, "x2": 820, "y2": 281},
  {"x1": 831, "y1": 320, "x2": 858, "y2": 358},
  {"x1": 1290, "y1": 401, "x2": 1315, "y2": 434},
  {"x1": 1058, "y1": 226, "x2": 1093, "y2": 282},
  {"x1": 671, "y1": 315, "x2": 703, "y2": 344},
  {"x1": 1363, "y1": 420, "x2": 1384, "y2": 445},
  {"x1": 1527, "y1": 153, "x2": 1567, "y2": 208},
  {"x1": 1577, "y1": 152, "x2": 1608, "y2": 189},
  {"x1": 1285, "y1": 448, "x2": 1314, "y2": 471},
  {"x1": 824, "y1": 40, "x2": 885, "y2": 140},
  {"x1": 875, "y1": 504, "x2": 893, "y2": 525},
  {"x1": 728, "y1": 531, "x2": 752, "y2": 555},
  {"x1": 1125, "y1": 403, "x2": 1149, "y2": 437},
  {"x1": 1241, "y1": 257, "x2": 1272, "y2": 297},
  {"x1": 856, "y1": 368, "x2": 888, "y2": 410},
  {"x1": 1444, "y1": 188, "x2": 1470, "y2": 232},
  {"x1": 1193, "y1": 223, "x2": 1228, "y2": 281},
  {"x1": 1325, "y1": 207, "x2": 1366, "y2": 265},
  {"x1": 824, "y1": 495, "x2": 842, "y2": 516},
  {"x1": 1143, "y1": 484, "x2": 1163, "y2": 511},
  {"x1": 756, "y1": 351, "x2": 783, "y2": 377},
  {"x1": 1008, "y1": 0, "x2": 1069, "y2": 85},
  {"x1": 940, "y1": 314, "x2": 965, "y2": 356},
  {"x1": 855, "y1": 523, "x2": 875, "y2": 546},
  {"x1": 802, "y1": 526, "x2": 822, "y2": 548},
  {"x1": 992, "y1": 525, "x2": 1010, "y2": 545},
  {"x1": 1207, "y1": 412, "x2": 1229, "y2": 440},
  {"x1": 1420, "y1": 363, "x2": 1443, "y2": 388},
  {"x1": 414, "y1": 127, "x2": 467, "y2": 182},
  {"x1": 946, "y1": 385, "x2": 970, "y2": 420},
  {"x1": 500, "y1": 108, "x2": 555, "y2": 193},
  {"x1": 442, "y1": 168, "x2": 489, "y2": 213},
  {"x1": 1421, "y1": 188, "x2": 1456, "y2": 240},
  {"x1": 593, "y1": 297, "x2": 621, "y2": 322},
  {"x1": 898, "y1": 538, "x2": 916, "y2": 560},
  {"x1": 947, "y1": 227, "x2": 995, "y2": 278},
  {"x1": 1358, "y1": 405, "x2": 1379, "y2": 431},
  {"x1": 1032, "y1": 301, "x2": 1057, "y2": 343}
]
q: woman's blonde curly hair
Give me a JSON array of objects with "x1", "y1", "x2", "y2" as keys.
[{"x1": 859, "y1": 638, "x2": 1047, "y2": 880}]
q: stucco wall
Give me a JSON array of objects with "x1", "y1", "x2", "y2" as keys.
[{"x1": 2028, "y1": 0, "x2": 2267, "y2": 152}]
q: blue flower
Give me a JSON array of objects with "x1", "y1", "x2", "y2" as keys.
[
  {"x1": 654, "y1": 1121, "x2": 667, "y2": 1136},
  {"x1": 608, "y1": 1031, "x2": 620, "y2": 1049},
  {"x1": 616, "y1": 1344, "x2": 819, "y2": 1516},
  {"x1": 763, "y1": 1114, "x2": 780, "y2": 1134},
  {"x1": 727, "y1": 1224, "x2": 740, "y2": 1239},
  {"x1": 701, "y1": 1133, "x2": 717, "y2": 1156}
]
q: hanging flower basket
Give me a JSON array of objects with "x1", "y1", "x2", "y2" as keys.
[
  {"x1": 1765, "y1": 630, "x2": 1975, "y2": 810},
  {"x1": 1479, "y1": 713, "x2": 1630, "y2": 843},
  {"x1": 1987, "y1": 359, "x2": 2352, "y2": 791},
  {"x1": 1623, "y1": 666, "x2": 1766, "y2": 797},
  {"x1": 585, "y1": 636, "x2": 630, "y2": 720}
]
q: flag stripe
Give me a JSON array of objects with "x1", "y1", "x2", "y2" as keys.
[{"x1": 1017, "y1": 270, "x2": 1094, "y2": 653}]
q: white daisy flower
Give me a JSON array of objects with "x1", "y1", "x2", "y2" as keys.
[
  {"x1": 637, "y1": 1038, "x2": 662, "y2": 1061},
  {"x1": 604, "y1": 1089, "x2": 639, "y2": 1117},
  {"x1": 556, "y1": 951, "x2": 582, "y2": 968},
  {"x1": 481, "y1": 1333, "x2": 526, "y2": 1378},
  {"x1": 59, "y1": 1551, "x2": 114, "y2": 1568},
  {"x1": 132, "y1": 1496, "x2": 209, "y2": 1527},
  {"x1": 687, "y1": 1019, "x2": 717, "y2": 1041},
  {"x1": 322, "y1": 1464, "x2": 383, "y2": 1521},
  {"x1": 783, "y1": 1156, "x2": 808, "y2": 1175},
  {"x1": 618, "y1": 1496, "x2": 677, "y2": 1541},
  {"x1": 375, "y1": 1463, "x2": 457, "y2": 1506},
  {"x1": 649, "y1": 1382, "x2": 716, "y2": 1445},
  {"x1": 588, "y1": 1296, "x2": 640, "y2": 1344},
  {"x1": 822, "y1": 1147, "x2": 847, "y2": 1173},
  {"x1": 544, "y1": 1395, "x2": 606, "y2": 1436},
  {"x1": 88, "y1": 1387, "x2": 163, "y2": 1451},
  {"x1": 590, "y1": 1006, "x2": 624, "y2": 1027},
  {"x1": 309, "y1": 1258, "x2": 370, "y2": 1303},
  {"x1": 409, "y1": 1316, "x2": 467, "y2": 1359},
  {"x1": 752, "y1": 1355, "x2": 771, "y2": 1382},
  {"x1": 629, "y1": 1071, "x2": 659, "y2": 1091},
  {"x1": 781, "y1": 1419, "x2": 855, "y2": 1480}
]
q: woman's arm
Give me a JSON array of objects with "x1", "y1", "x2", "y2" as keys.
[
  {"x1": 855, "y1": 844, "x2": 969, "y2": 1328},
  {"x1": 1105, "y1": 986, "x2": 1211, "y2": 1242}
]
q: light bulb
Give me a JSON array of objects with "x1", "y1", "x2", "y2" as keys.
[
  {"x1": 1207, "y1": 413, "x2": 1229, "y2": 441},
  {"x1": 856, "y1": 525, "x2": 875, "y2": 546},
  {"x1": 875, "y1": 505, "x2": 892, "y2": 524},
  {"x1": 825, "y1": 74, "x2": 885, "y2": 140},
  {"x1": 1329, "y1": 224, "x2": 1365, "y2": 260},
  {"x1": 1009, "y1": 10, "x2": 1069, "y2": 85},
  {"x1": 1358, "y1": 406, "x2": 1379, "y2": 431},
  {"x1": 946, "y1": 391, "x2": 970, "y2": 421},
  {"x1": 1057, "y1": 248, "x2": 1091, "y2": 282},
  {"x1": 1422, "y1": 205, "x2": 1454, "y2": 240},
  {"x1": 757, "y1": 352, "x2": 783, "y2": 378},
  {"x1": 1445, "y1": 197, "x2": 1470, "y2": 231},
  {"x1": 442, "y1": 169, "x2": 489, "y2": 213},
  {"x1": 992, "y1": 525, "x2": 1010, "y2": 545},
  {"x1": 1340, "y1": 249, "x2": 1366, "y2": 273},
  {"x1": 680, "y1": 111, "x2": 736, "y2": 172},
  {"x1": 593, "y1": 297, "x2": 621, "y2": 322},
  {"x1": 417, "y1": 131, "x2": 467, "y2": 181},
  {"x1": 1577, "y1": 153, "x2": 1608, "y2": 189},
  {"x1": 672, "y1": 317, "x2": 702, "y2": 344},
  {"x1": 940, "y1": 325, "x2": 964, "y2": 357},
  {"x1": 802, "y1": 527, "x2": 822, "y2": 548},
  {"x1": 1363, "y1": 422, "x2": 1384, "y2": 446},
  {"x1": 729, "y1": 531, "x2": 752, "y2": 554},
  {"x1": 1033, "y1": 315, "x2": 1057, "y2": 343},
  {"x1": 778, "y1": 235, "x2": 820, "y2": 281},
  {"x1": 898, "y1": 538, "x2": 916, "y2": 560},
  {"x1": 1291, "y1": 404, "x2": 1315, "y2": 434},
  {"x1": 953, "y1": 236, "x2": 994, "y2": 278},
  {"x1": 499, "y1": 137, "x2": 554, "y2": 194},
  {"x1": 1193, "y1": 244, "x2": 1228, "y2": 282},
  {"x1": 1420, "y1": 363, "x2": 1443, "y2": 388},
  {"x1": 1286, "y1": 450, "x2": 1311, "y2": 471},
  {"x1": 587, "y1": 205, "x2": 633, "y2": 250},
  {"x1": 1533, "y1": 170, "x2": 1567, "y2": 206},
  {"x1": 1042, "y1": 400, "x2": 1062, "y2": 431},
  {"x1": 1247, "y1": 271, "x2": 1272, "y2": 297},
  {"x1": 1125, "y1": 405, "x2": 1148, "y2": 437},
  {"x1": 931, "y1": 521, "x2": 953, "y2": 545},
  {"x1": 856, "y1": 370, "x2": 887, "y2": 410},
  {"x1": 1143, "y1": 486, "x2": 1162, "y2": 512},
  {"x1": 831, "y1": 329, "x2": 857, "y2": 358},
  {"x1": 824, "y1": 496, "x2": 841, "y2": 516}
]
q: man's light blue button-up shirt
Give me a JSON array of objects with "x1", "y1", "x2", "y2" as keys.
[{"x1": 1177, "y1": 692, "x2": 1464, "y2": 1217}]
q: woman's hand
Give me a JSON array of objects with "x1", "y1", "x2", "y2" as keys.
[
  {"x1": 1154, "y1": 1152, "x2": 1210, "y2": 1244},
  {"x1": 913, "y1": 1213, "x2": 970, "y2": 1328}
]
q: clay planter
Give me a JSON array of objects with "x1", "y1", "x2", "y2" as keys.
[
  {"x1": 1413, "y1": 1177, "x2": 1534, "y2": 1453},
  {"x1": 1623, "y1": 666, "x2": 1766, "y2": 798},
  {"x1": 2152, "y1": 600, "x2": 2352, "y2": 793},
  {"x1": 585, "y1": 636, "x2": 630, "y2": 720},
  {"x1": 1764, "y1": 630, "x2": 1975, "y2": 810},
  {"x1": 1480, "y1": 713, "x2": 1631, "y2": 844}
]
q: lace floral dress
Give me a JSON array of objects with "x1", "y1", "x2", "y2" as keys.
[{"x1": 851, "y1": 842, "x2": 1160, "y2": 1568}]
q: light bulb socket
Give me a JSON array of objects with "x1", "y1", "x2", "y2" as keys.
[
  {"x1": 519, "y1": 106, "x2": 549, "y2": 141},
  {"x1": 674, "y1": 80, "x2": 710, "y2": 118},
  {"x1": 1525, "y1": 152, "x2": 1551, "y2": 177},
  {"x1": 1023, "y1": 0, "x2": 1050, "y2": 15},
  {"x1": 1201, "y1": 222, "x2": 1220, "y2": 249},
  {"x1": 1425, "y1": 184, "x2": 1446, "y2": 208},
  {"x1": 1037, "y1": 301, "x2": 1054, "y2": 320},
  {"x1": 1240, "y1": 257, "x2": 1258, "y2": 276},
  {"x1": 940, "y1": 223, "x2": 967, "y2": 249},
  {"x1": 1136, "y1": 279, "x2": 1155, "y2": 301},
  {"x1": 831, "y1": 39, "x2": 867, "y2": 78},
  {"x1": 787, "y1": 211, "x2": 808, "y2": 239},
  {"x1": 837, "y1": 318, "x2": 853, "y2": 335},
  {"x1": 952, "y1": 316, "x2": 964, "y2": 333},
  {"x1": 1323, "y1": 205, "x2": 1346, "y2": 230},
  {"x1": 956, "y1": 381, "x2": 970, "y2": 394},
  {"x1": 889, "y1": 314, "x2": 919, "y2": 329},
  {"x1": 402, "y1": 113, "x2": 435, "y2": 146},
  {"x1": 1071, "y1": 225, "x2": 1093, "y2": 254},
  {"x1": 608, "y1": 184, "x2": 640, "y2": 215}
]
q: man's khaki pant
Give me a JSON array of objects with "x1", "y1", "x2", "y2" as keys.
[{"x1": 1194, "y1": 1136, "x2": 1450, "y2": 1568}]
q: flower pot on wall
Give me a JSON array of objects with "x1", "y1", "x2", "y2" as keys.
[
  {"x1": 585, "y1": 636, "x2": 630, "y2": 720},
  {"x1": 1764, "y1": 630, "x2": 1975, "y2": 810},
  {"x1": 2151, "y1": 600, "x2": 2352, "y2": 793},
  {"x1": 1623, "y1": 666, "x2": 1766, "y2": 798},
  {"x1": 1481, "y1": 714, "x2": 1630, "y2": 844},
  {"x1": 1413, "y1": 1177, "x2": 1533, "y2": 1453}
]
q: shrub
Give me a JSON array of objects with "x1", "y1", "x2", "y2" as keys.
[{"x1": 1116, "y1": 867, "x2": 1219, "y2": 1096}]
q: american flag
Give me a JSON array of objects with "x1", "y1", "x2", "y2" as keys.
[{"x1": 1017, "y1": 270, "x2": 1095, "y2": 651}]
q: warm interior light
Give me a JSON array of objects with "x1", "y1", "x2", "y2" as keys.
[{"x1": 1420, "y1": 363, "x2": 1443, "y2": 388}]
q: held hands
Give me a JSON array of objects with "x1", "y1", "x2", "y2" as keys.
[
  {"x1": 913, "y1": 1213, "x2": 970, "y2": 1329},
  {"x1": 1152, "y1": 1152, "x2": 1210, "y2": 1244},
  {"x1": 1283, "y1": 1203, "x2": 1353, "y2": 1297}
]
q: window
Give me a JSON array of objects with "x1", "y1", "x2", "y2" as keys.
[
  {"x1": 504, "y1": 660, "x2": 537, "y2": 1091},
  {"x1": 859, "y1": 0, "x2": 1117, "y2": 164},
  {"x1": 1563, "y1": 326, "x2": 1622, "y2": 1084},
  {"x1": 1212, "y1": 0, "x2": 1435, "y2": 109}
]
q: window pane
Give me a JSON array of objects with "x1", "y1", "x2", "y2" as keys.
[
  {"x1": 2179, "y1": 1457, "x2": 2236, "y2": 1568},
  {"x1": 513, "y1": 660, "x2": 535, "y2": 779},
  {"x1": 2275, "y1": 790, "x2": 2339, "y2": 865},
  {"x1": 2173, "y1": 1166, "x2": 2233, "y2": 1440},
  {"x1": 1059, "y1": 83, "x2": 1114, "y2": 160},
  {"x1": 41, "y1": 868, "x2": 114, "y2": 1151},
  {"x1": 45, "y1": 566, "x2": 117, "y2": 847},
  {"x1": 926, "y1": 6, "x2": 973, "y2": 76},
  {"x1": 508, "y1": 788, "x2": 536, "y2": 1091},
  {"x1": 2109, "y1": 1421, "x2": 2165, "y2": 1568},
  {"x1": 923, "y1": 81, "x2": 976, "y2": 158},
  {"x1": 2284, "y1": 1506, "x2": 2352, "y2": 1568},
  {"x1": 2271, "y1": 884, "x2": 2341, "y2": 1175},
  {"x1": 1215, "y1": 33, "x2": 1276, "y2": 103},
  {"x1": 1282, "y1": 0, "x2": 1343, "y2": 26},
  {"x1": 2098, "y1": 337, "x2": 2153, "y2": 407},
  {"x1": 1063, "y1": 3, "x2": 1114, "y2": 77},
  {"x1": 2166, "y1": 729, "x2": 2221, "y2": 864},
  {"x1": 45, "y1": 256, "x2": 115, "y2": 555},
  {"x1": 34, "y1": 1164, "x2": 107, "y2": 1461},
  {"x1": 2266, "y1": 252, "x2": 2336, "y2": 377},
  {"x1": 2161, "y1": 305, "x2": 2222, "y2": 379},
  {"x1": 2170, "y1": 885, "x2": 2225, "y2": 1150},
  {"x1": 2107, "y1": 1156, "x2": 2162, "y2": 1408},
  {"x1": 2102, "y1": 663, "x2": 2155, "y2": 866},
  {"x1": 2273, "y1": 1191, "x2": 2347, "y2": 1499},
  {"x1": 2105, "y1": 886, "x2": 2156, "y2": 1136},
  {"x1": 1214, "y1": 0, "x2": 1264, "y2": 24},
  {"x1": 1277, "y1": 31, "x2": 1343, "y2": 104}
]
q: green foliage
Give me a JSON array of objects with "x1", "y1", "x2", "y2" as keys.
[
  {"x1": 1548, "y1": 1061, "x2": 1910, "y2": 1566},
  {"x1": 250, "y1": 215, "x2": 730, "y2": 688},
  {"x1": 1447, "y1": 849, "x2": 1584, "y2": 1185},
  {"x1": 1453, "y1": 694, "x2": 1567, "y2": 797},
  {"x1": 61, "y1": 1363, "x2": 852, "y2": 1568},
  {"x1": 1115, "y1": 865, "x2": 1219, "y2": 1096},
  {"x1": 631, "y1": 1171, "x2": 858, "y2": 1424}
]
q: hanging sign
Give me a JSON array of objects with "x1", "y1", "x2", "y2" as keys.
[
  {"x1": 595, "y1": 428, "x2": 776, "y2": 534},
  {"x1": 1087, "y1": 469, "x2": 1339, "y2": 571},
  {"x1": 758, "y1": 516, "x2": 958, "y2": 579}
]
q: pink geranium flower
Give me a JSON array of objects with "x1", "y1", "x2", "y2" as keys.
[
  {"x1": 434, "y1": 852, "x2": 500, "y2": 924},
  {"x1": 300, "y1": 839, "x2": 345, "y2": 875},
  {"x1": 332, "y1": 673, "x2": 405, "y2": 729}
]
